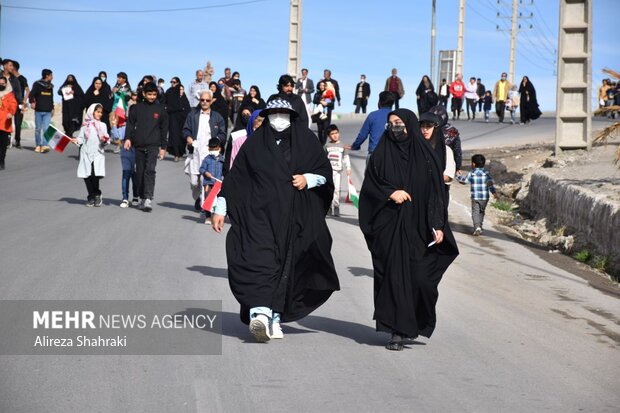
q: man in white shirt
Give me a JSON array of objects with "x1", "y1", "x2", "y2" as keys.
[{"x1": 188, "y1": 69, "x2": 208, "y2": 108}]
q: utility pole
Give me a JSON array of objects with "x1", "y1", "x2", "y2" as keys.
[
  {"x1": 456, "y1": 0, "x2": 465, "y2": 76},
  {"x1": 508, "y1": 0, "x2": 518, "y2": 85},
  {"x1": 430, "y1": 0, "x2": 437, "y2": 83},
  {"x1": 555, "y1": 0, "x2": 592, "y2": 153},
  {"x1": 287, "y1": 0, "x2": 302, "y2": 80}
]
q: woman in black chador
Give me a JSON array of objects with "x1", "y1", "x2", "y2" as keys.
[
  {"x1": 165, "y1": 77, "x2": 190, "y2": 161},
  {"x1": 359, "y1": 108, "x2": 458, "y2": 351},
  {"x1": 518, "y1": 76, "x2": 542, "y2": 124},
  {"x1": 57, "y1": 74, "x2": 85, "y2": 136},
  {"x1": 211, "y1": 98, "x2": 340, "y2": 343}
]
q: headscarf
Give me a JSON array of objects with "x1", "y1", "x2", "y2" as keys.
[
  {"x1": 246, "y1": 109, "x2": 262, "y2": 137},
  {"x1": 82, "y1": 103, "x2": 108, "y2": 141}
]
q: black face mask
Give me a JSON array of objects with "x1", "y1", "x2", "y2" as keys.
[
  {"x1": 0, "y1": 85, "x2": 6, "y2": 91},
  {"x1": 387, "y1": 124, "x2": 407, "y2": 142},
  {"x1": 241, "y1": 114, "x2": 250, "y2": 126}
]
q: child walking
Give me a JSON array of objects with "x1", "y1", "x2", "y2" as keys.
[
  {"x1": 71, "y1": 103, "x2": 109, "y2": 206},
  {"x1": 324, "y1": 124, "x2": 351, "y2": 216},
  {"x1": 124, "y1": 83, "x2": 168, "y2": 212},
  {"x1": 456, "y1": 154, "x2": 497, "y2": 236},
  {"x1": 483, "y1": 91, "x2": 493, "y2": 123},
  {"x1": 199, "y1": 138, "x2": 225, "y2": 224},
  {"x1": 111, "y1": 96, "x2": 138, "y2": 208}
]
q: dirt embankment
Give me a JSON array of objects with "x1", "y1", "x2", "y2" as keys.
[{"x1": 461, "y1": 141, "x2": 620, "y2": 283}]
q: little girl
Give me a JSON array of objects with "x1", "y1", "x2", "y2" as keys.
[{"x1": 71, "y1": 103, "x2": 109, "y2": 206}]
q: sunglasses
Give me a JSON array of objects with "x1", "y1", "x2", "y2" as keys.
[{"x1": 200, "y1": 99, "x2": 212, "y2": 102}]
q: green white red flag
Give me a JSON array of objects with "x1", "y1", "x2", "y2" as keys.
[
  {"x1": 43, "y1": 124, "x2": 72, "y2": 153},
  {"x1": 345, "y1": 177, "x2": 359, "y2": 209}
]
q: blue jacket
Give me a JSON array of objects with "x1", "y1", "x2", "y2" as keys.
[
  {"x1": 350, "y1": 107, "x2": 391, "y2": 153},
  {"x1": 182, "y1": 108, "x2": 227, "y2": 145},
  {"x1": 199, "y1": 154, "x2": 224, "y2": 186}
]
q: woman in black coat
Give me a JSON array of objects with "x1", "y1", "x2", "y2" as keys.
[
  {"x1": 518, "y1": 76, "x2": 542, "y2": 124},
  {"x1": 416, "y1": 75, "x2": 436, "y2": 116},
  {"x1": 240, "y1": 85, "x2": 266, "y2": 112},
  {"x1": 209, "y1": 81, "x2": 230, "y2": 133},
  {"x1": 57, "y1": 74, "x2": 85, "y2": 136},
  {"x1": 359, "y1": 109, "x2": 458, "y2": 351},
  {"x1": 313, "y1": 80, "x2": 333, "y2": 145},
  {"x1": 165, "y1": 77, "x2": 191, "y2": 161},
  {"x1": 84, "y1": 76, "x2": 113, "y2": 132}
]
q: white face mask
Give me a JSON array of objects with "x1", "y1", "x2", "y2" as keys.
[
  {"x1": 209, "y1": 150, "x2": 220, "y2": 156},
  {"x1": 268, "y1": 113, "x2": 291, "y2": 132}
]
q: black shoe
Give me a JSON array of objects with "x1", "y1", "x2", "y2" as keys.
[
  {"x1": 94, "y1": 195, "x2": 102, "y2": 207},
  {"x1": 385, "y1": 333, "x2": 405, "y2": 351},
  {"x1": 194, "y1": 198, "x2": 202, "y2": 211},
  {"x1": 0, "y1": 163, "x2": 5, "y2": 170},
  {"x1": 14, "y1": 143, "x2": 21, "y2": 149},
  {"x1": 85, "y1": 198, "x2": 95, "y2": 207}
]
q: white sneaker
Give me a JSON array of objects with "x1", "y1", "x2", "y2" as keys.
[
  {"x1": 143, "y1": 198, "x2": 152, "y2": 212},
  {"x1": 473, "y1": 227, "x2": 482, "y2": 236},
  {"x1": 270, "y1": 321, "x2": 284, "y2": 339},
  {"x1": 120, "y1": 199, "x2": 129, "y2": 208},
  {"x1": 320, "y1": 113, "x2": 328, "y2": 120},
  {"x1": 249, "y1": 314, "x2": 271, "y2": 342}
]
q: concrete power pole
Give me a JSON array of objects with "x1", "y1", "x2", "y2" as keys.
[
  {"x1": 431, "y1": 0, "x2": 437, "y2": 83},
  {"x1": 287, "y1": 0, "x2": 302, "y2": 80},
  {"x1": 456, "y1": 0, "x2": 465, "y2": 76},
  {"x1": 555, "y1": 0, "x2": 592, "y2": 153},
  {"x1": 508, "y1": 0, "x2": 518, "y2": 85}
]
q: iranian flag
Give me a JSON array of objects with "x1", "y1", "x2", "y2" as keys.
[
  {"x1": 202, "y1": 179, "x2": 223, "y2": 212},
  {"x1": 112, "y1": 92, "x2": 127, "y2": 124},
  {"x1": 345, "y1": 177, "x2": 359, "y2": 209},
  {"x1": 44, "y1": 125, "x2": 72, "y2": 153}
]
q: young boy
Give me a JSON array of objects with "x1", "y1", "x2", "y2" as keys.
[
  {"x1": 111, "y1": 96, "x2": 138, "y2": 208},
  {"x1": 325, "y1": 124, "x2": 351, "y2": 216},
  {"x1": 124, "y1": 83, "x2": 168, "y2": 212},
  {"x1": 456, "y1": 154, "x2": 498, "y2": 236},
  {"x1": 198, "y1": 138, "x2": 225, "y2": 224}
]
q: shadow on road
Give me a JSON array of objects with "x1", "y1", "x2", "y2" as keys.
[
  {"x1": 348, "y1": 266, "x2": 373, "y2": 278},
  {"x1": 158, "y1": 201, "x2": 196, "y2": 212},
  {"x1": 187, "y1": 265, "x2": 228, "y2": 278},
  {"x1": 296, "y1": 315, "x2": 419, "y2": 347}
]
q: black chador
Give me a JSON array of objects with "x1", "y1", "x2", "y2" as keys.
[
  {"x1": 359, "y1": 109, "x2": 459, "y2": 341},
  {"x1": 221, "y1": 119, "x2": 340, "y2": 324}
]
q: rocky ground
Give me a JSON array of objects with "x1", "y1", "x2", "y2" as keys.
[{"x1": 458, "y1": 138, "x2": 620, "y2": 284}]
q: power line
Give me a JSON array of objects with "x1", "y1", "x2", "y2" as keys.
[
  {"x1": 2, "y1": 0, "x2": 267, "y2": 13},
  {"x1": 467, "y1": 3, "x2": 497, "y2": 26},
  {"x1": 531, "y1": 20, "x2": 557, "y2": 52},
  {"x1": 500, "y1": 30, "x2": 555, "y2": 73},
  {"x1": 521, "y1": 30, "x2": 556, "y2": 62},
  {"x1": 532, "y1": 0, "x2": 557, "y2": 40}
]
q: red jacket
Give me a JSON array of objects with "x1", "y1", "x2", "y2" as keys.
[
  {"x1": 0, "y1": 92, "x2": 17, "y2": 133},
  {"x1": 449, "y1": 80, "x2": 465, "y2": 99}
]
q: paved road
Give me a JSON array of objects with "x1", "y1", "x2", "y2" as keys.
[{"x1": 0, "y1": 119, "x2": 618, "y2": 412}]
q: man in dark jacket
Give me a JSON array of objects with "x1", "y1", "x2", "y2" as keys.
[
  {"x1": 124, "y1": 82, "x2": 169, "y2": 212},
  {"x1": 353, "y1": 74, "x2": 371, "y2": 114},
  {"x1": 267, "y1": 74, "x2": 309, "y2": 126},
  {"x1": 476, "y1": 78, "x2": 485, "y2": 112},
  {"x1": 29, "y1": 68, "x2": 54, "y2": 153},
  {"x1": 182, "y1": 89, "x2": 226, "y2": 208}
]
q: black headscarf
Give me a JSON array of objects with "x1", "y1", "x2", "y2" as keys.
[
  {"x1": 58, "y1": 74, "x2": 85, "y2": 135},
  {"x1": 241, "y1": 85, "x2": 266, "y2": 112},
  {"x1": 221, "y1": 118, "x2": 339, "y2": 324},
  {"x1": 85, "y1": 76, "x2": 113, "y2": 112},
  {"x1": 359, "y1": 108, "x2": 458, "y2": 338}
]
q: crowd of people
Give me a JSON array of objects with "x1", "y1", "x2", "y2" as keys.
[
  {"x1": 2, "y1": 59, "x2": 522, "y2": 350},
  {"x1": 598, "y1": 78, "x2": 620, "y2": 119}
]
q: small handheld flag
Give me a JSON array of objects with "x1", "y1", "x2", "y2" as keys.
[
  {"x1": 345, "y1": 177, "x2": 359, "y2": 209},
  {"x1": 202, "y1": 179, "x2": 223, "y2": 212},
  {"x1": 43, "y1": 124, "x2": 72, "y2": 153}
]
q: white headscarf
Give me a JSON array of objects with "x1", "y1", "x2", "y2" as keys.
[{"x1": 82, "y1": 103, "x2": 108, "y2": 141}]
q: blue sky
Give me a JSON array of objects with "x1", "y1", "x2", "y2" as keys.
[{"x1": 1, "y1": 0, "x2": 617, "y2": 112}]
